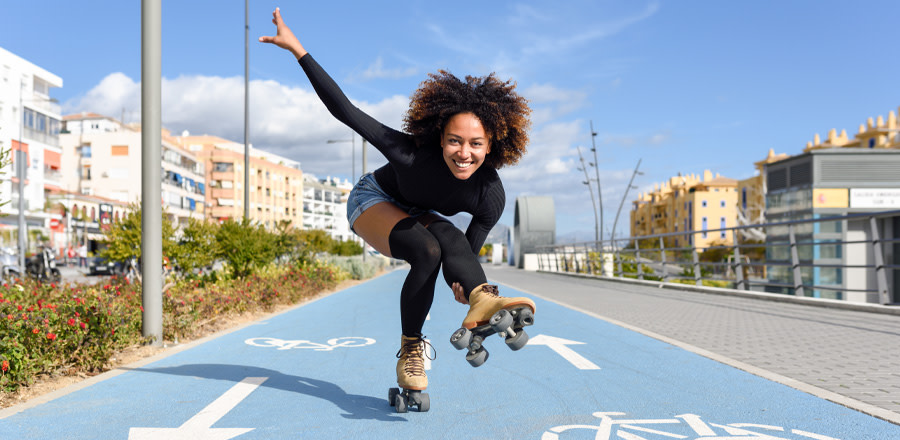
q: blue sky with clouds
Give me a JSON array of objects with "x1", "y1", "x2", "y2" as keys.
[{"x1": 3, "y1": 0, "x2": 899, "y2": 241}]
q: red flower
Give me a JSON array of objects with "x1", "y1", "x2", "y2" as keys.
[
  {"x1": 32, "y1": 328, "x2": 39, "y2": 334},
  {"x1": 68, "y1": 318, "x2": 76, "y2": 326},
  {"x1": 80, "y1": 322, "x2": 87, "y2": 330},
  {"x1": 46, "y1": 333, "x2": 57, "y2": 341},
  {"x1": 1, "y1": 360, "x2": 9, "y2": 372}
]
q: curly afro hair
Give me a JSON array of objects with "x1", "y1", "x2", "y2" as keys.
[{"x1": 403, "y1": 70, "x2": 531, "y2": 169}]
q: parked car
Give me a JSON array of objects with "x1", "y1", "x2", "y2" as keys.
[{"x1": 88, "y1": 256, "x2": 119, "y2": 276}]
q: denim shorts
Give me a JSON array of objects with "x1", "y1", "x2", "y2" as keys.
[{"x1": 346, "y1": 173, "x2": 435, "y2": 233}]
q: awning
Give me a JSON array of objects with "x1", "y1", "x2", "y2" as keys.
[
  {"x1": 12, "y1": 139, "x2": 29, "y2": 163},
  {"x1": 173, "y1": 173, "x2": 183, "y2": 184},
  {"x1": 44, "y1": 149, "x2": 61, "y2": 169},
  {"x1": 198, "y1": 183, "x2": 205, "y2": 194},
  {"x1": 188, "y1": 198, "x2": 196, "y2": 211}
]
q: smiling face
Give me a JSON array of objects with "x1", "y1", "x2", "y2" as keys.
[{"x1": 441, "y1": 112, "x2": 491, "y2": 180}]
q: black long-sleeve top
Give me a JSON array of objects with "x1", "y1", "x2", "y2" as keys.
[{"x1": 299, "y1": 54, "x2": 504, "y2": 254}]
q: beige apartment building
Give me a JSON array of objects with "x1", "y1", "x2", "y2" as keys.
[
  {"x1": 630, "y1": 170, "x2": 738, "y2": 250},
  {"x1": 60, "y1": 113, "x2": 206, "y2": 226},
  {"x1": 176, "y1": 135, "x2": 304, "y2": 229}
]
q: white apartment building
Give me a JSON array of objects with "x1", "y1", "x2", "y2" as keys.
[
  {"x1": 0, "y1": 46, "x2": 64, "y2": 250},
  {"x1": 60, "y1": 113, "x2": 206, "y2": 226},
  {"x1": 302, "y1": 174, "x2": 356, "y2": 243}
]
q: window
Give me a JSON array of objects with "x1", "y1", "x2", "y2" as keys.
[
  {"x1": 869, "y1": 138, "x2": 876, "y2": 148},
  {"x1": 742, "y1": 187, "x2": 748, "y2": 210},
  {"x1": 702, "y1": 217, "x2": 708, "y2": 230},
  {"x1": 720, "y1": 200, "x2": 726, "y2": 208},
  {"x1": 80, "y1": 145, "x2": 92, "y2": 158},
  {"x1": 701, "y1": 200, "x2": 707, "y2": 208}
]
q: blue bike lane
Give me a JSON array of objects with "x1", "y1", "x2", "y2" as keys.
[{"x1": 1, "y1": 268, "x2": 897, "y2": 439}]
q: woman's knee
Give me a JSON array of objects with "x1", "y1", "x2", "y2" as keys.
[{"x1": 389, "y1": 217, "x2": 442, "y2": 266}]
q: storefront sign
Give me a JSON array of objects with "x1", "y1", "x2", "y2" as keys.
[
  {"x1": 812, "y1": 188, "x2": 849, "y2": 208},
  {"x1": 850, "y1": 188, "x2": 900, "y2": 208}
]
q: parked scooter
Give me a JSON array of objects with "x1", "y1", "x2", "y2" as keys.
[
  {"x1": 25, "y1": 246, "x2": 62, "y2": 283},
  {"x1": 0, "y1": 247, "x2": 20, "y2": 283}
]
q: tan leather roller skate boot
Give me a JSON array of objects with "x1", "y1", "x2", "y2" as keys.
[
  {"x1": 389, "y1": 335, "x2": 432, "y2": 413},
  {"x1": 450, "y1": 284, "x2": 536, "y2": 367}
]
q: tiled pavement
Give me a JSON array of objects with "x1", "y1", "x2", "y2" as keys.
[{"x1": 482, "y1": 264, "x2": 900, "y2": 423}]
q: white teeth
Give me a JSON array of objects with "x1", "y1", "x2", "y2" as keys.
[{"x1": 453, "y1": 160, "x2": 472, "y2": 169}]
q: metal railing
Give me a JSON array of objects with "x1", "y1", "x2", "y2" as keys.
[{"x1": 535, "y1": 209, "x2": 900, "y2": 305}]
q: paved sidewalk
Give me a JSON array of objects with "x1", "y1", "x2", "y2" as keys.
[{"x1": 483, "y1": 264, "x2": 900, "y2": 424}]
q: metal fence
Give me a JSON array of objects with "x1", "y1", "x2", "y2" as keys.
[{"x1": 535, "y1": 209, "x2": 900, "y2": 305}]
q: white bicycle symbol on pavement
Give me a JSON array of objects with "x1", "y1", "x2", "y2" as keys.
[
  {"x1": 244, "y1": 336, "x2": 376, "y2": 351},
  {"x1": 542, "y1": 411, "x2": 840, "y2": 440}
]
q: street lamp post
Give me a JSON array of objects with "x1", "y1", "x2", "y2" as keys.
[
  {"x1": 611, "y1": 158, "x2": 643, "y2": 249},
  {"x1": 589, "y1": 120, "x2": 604, "y2": 244},
  {"x1": 576, "y1": 146, "x2": 599, "y2": 244},
  {"x1": 327, "y1": 132, "x2": 355, "y2": 182}
]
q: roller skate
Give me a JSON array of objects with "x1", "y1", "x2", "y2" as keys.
[
  {"x1": 449, "y1": 284, "x2": 536, "y2": 367},
  {"x1": 388, "y1": 335, "x2": 433, "y2": 413}
]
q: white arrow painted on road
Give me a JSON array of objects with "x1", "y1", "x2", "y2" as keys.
[
  {"x1": 128, "y1": 376, "x2": 268, "y2": 440},
  {"x1": 527, "y1": 335, "x2": 601, "y2": 370}
]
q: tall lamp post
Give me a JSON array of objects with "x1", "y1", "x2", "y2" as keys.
[
  {"x1": 327, "y1": 132, "x2": 356, "y2": 182},
  {"x1": 576, "y1": 146, "x2": 599, "y2": 244},
  {"x1": 611, "y1": 159, "x2": 642, "y2": 249},
  {"x1": 589, "y1": 120, "x2": 603, "y2": 244}
]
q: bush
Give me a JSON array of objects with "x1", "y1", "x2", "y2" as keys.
[
  {"x1": 0, "y1": 258, "x2": 346, "y2": 394},
  {"x1": 322, "y1": 255, "x2": 386, "y2": 280}
]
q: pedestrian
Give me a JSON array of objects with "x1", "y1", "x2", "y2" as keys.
[
  {"x1": 261, "y1": 8, "x2": 537, "y2": 401},
  {"x1": 67, "y1": 245, "x2": 75, "y2": 267},
  {"x1": 78, "y1": 243, "x2": 87, "y2": 268}
]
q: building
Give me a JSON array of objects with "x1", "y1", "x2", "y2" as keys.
[
  {"x1": 0, "y1": 46, "x2": 64, "y2": 251},
  {"x1": 44, "y1": 190, "x2": 129, "y2": 259},
  {"x1": 761, "y1": 107, "x2": 900, "y2": 303},
  {"x1": 630, "y1": 170, "x2": 738, "y2": 250},
  {"x1": 301, "y1": 174, "x2": 355, "y2": 242},
  {"x1": 59, "y1": 113, "x2": 206, "y2": 226},
  {"x1": 764, "y1": 148, "x2": 900, "y2": 302},
  {"x1": 176, "y1": 135, "x2": 304, "y2": 229},
  {"x1": 735, "y1": 149, "x2": 790, "y2": 241}
]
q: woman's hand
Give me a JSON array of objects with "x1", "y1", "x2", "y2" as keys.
[
  {"x1": 259, "y1": 8, "x2": 307, "y2": 60},
  {"x1": 452, "y1": 282, "x2": 469, "y2": 305}
]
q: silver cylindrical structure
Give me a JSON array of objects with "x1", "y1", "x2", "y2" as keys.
[{"x1": 141, "y1": 0, "x2": 163, "y2": 345}]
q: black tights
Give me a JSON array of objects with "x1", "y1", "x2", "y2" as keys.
[{"x1": 388, "y1": 217, "x2": 488, "y2": 337}]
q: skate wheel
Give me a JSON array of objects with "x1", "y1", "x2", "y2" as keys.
[
  {"x1": 394, "y1": 393, "x2": 408, "y2": 413},
  {"x1": 505, "y1": 329, "x2": 529, "y2": 351},
  {"x1": 490, "y1": 309, "x2": 514, "y2": 333},
  {"x1": 466, "y1": 347, "x2": 489, "y2": 367},
  {"x1": 388, "y1": 387, "x2": 400, "y2": 407},
  {"x1": 517, "y1": 308, "x2": 534, "y2": 327},
  {"x1": 450, "y1": 327, "x2": 472, "y2": 350},
  {"x1": 416, "y1": 393, "x2": 430, "y2": 412}
]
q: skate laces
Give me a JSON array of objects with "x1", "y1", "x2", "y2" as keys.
[
  {"x1": 396, "y1": 337, "x2": 436, "y2": 377},
  {"x1": 483, "y1": 285, "x2": 501, "y2": 298}
]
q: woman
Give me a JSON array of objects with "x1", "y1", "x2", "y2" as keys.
[{"x1": 261, "y1": 8, "x2": 535, "y2": 396}]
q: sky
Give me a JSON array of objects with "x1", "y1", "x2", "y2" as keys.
[{"x1": 3, "y1": 0, "x2": 900, "y2": 242}]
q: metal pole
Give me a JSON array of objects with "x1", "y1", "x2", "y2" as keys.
[
  {"x1": 611, "y1": 158, "x2": 642, "y2": 247},
  {"x1": 789, "y1": 224, "x2": 804, "y2": 297},
  {"x1": 17, "y1": 84, "x2": 26, "y2": 271},
  {"x1": 243, "y1": 0, "x2": 250, "y2": 221},
  {"x1": 361, "y1": 139, "x2": 367, "y2": 262},
  {"x1": 576, "y1": 146, "x2": 599, "y2": 243},
  {"x1": 732, "y1": 228, "x2": 746, "y2": 290},
  {"x1": 870, "y1": 217, "x2": 891, "y2": 304},
  {"x1": 692, "y1": 236, "x2": 701, "y2": 286},
  {"x1": 141, "y1": 0, "x2": 163, "y2": 345},
  {"x1": 659, "y1": 236, "x2": 668, "y2": 283},
  {"x1": 589, "y1": 120, "x2": 603, "y2": 244}
]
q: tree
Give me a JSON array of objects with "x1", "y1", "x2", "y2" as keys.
[
  {"x1": 215, "y1": 218, "x2": 278, "y2": 278},
  {"x1": 98, "y1": 203, "x2": 175, "y2": 281},
  {"x1": 167, "y1": 217, "x2": 219, "y2": 277}
]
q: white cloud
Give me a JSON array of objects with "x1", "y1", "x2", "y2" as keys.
[
  {"x1": 65, "y1": 72, "x2": 408, "y2": 178},
  {"x1": 356, "y1": 56, "x2": 418, "y2": 81}
]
